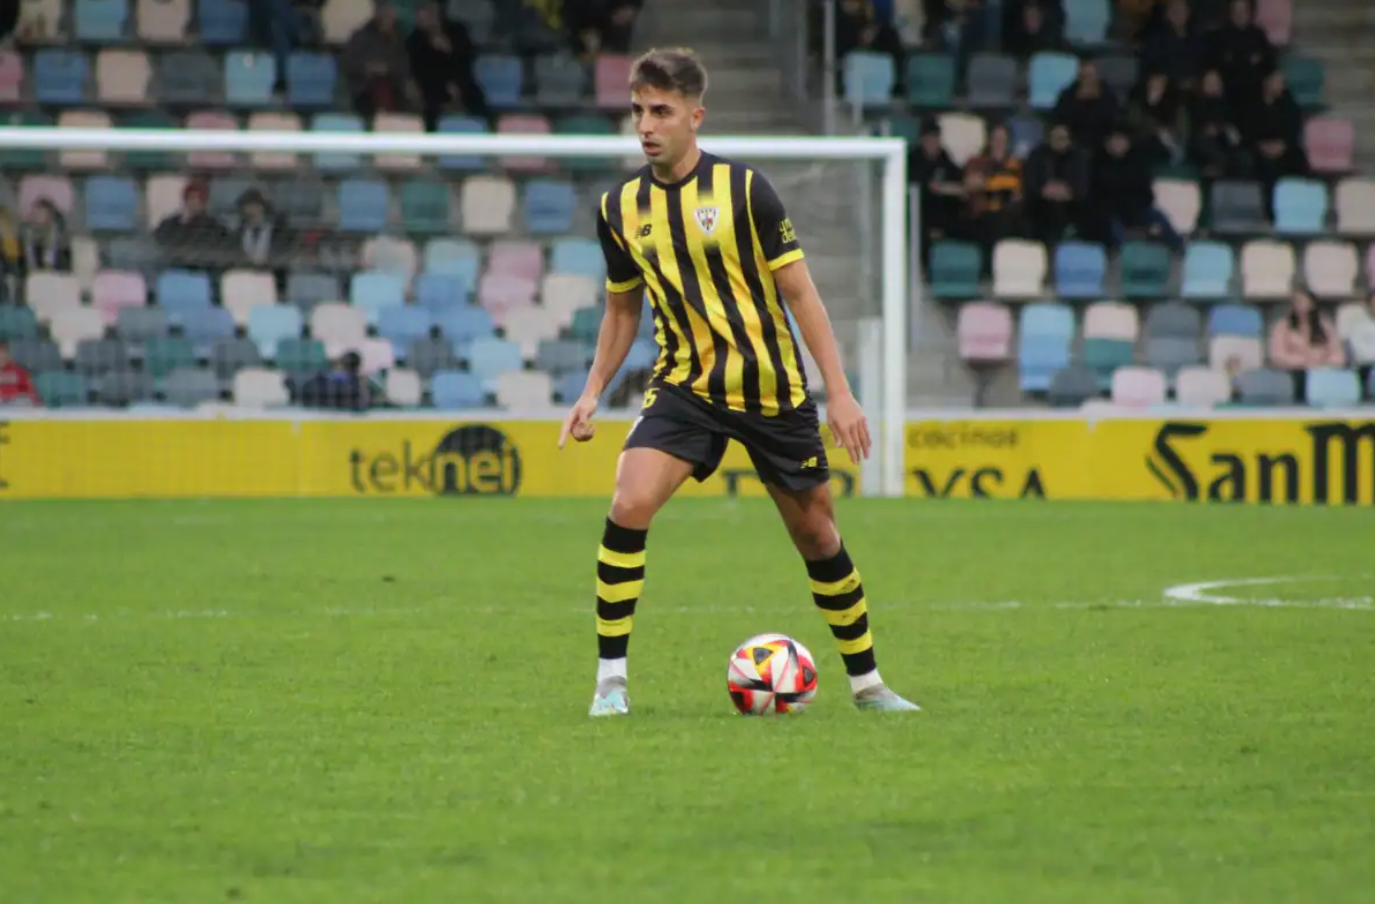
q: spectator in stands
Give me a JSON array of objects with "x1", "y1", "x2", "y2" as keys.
[
  {"x1": 836, "y1": 0, "x2": 905, "y2": 97},
  {"x1": 922, "y1": 0, "x2": 993, "y2": 66},
  {"x1": 408, "y1": 1, "x2": 489, "y2": 131},
  {"x1": 344, "y1": 0, "x2": 418, "y2": 119},
  {"x1": 20, "y1": 198, "x2": 70, "y2": 275},
  {"x1": 961, "y1": 122, "x2": 1024, "y2": 246},
  {"x1": 1346, "y1": 294, "x2": 1375, "y2": 399},
  {"x1": 1002, "y1": 0, "x2": 1065, "y2": 58},
  {"x1": 1204, "y1": 0, "x2": 1275, "y2": 111},
  {"x1": 0, "y1": 340, "x2": 39, "y2": 407},
  {"x1": 1242, "y1": 68, "x2": 1308, "y2": 218},
  {"x1": 1189, "y1": 69, "x2": 1244, "y2": 178},
  {"x1": 1089, "y1": 122, "x2": 1182, "y2": 249},
  {"x1": 233, "y1": 188, "x2": 295, "y2": 281},
  {"x1": 297, "y1": 350, "x2": 377, "y2": 411},
  {"x1": 1129, "y1": 70, "x2": 1186, "y2": 163},
  {"x1": 247, "y1": 0, "x2": 315, "y2": 97},
  {"x1": 1139, "y1": 0, "x2": 1204, "y2": 91},
  {"x1": 570, "y1": 0, "x2": 644, "y2": 55},
  {"x1": 1268, "y1": 289, "x2": 1344, "y2": 398},
  {"x1": 908, "y1": 118, "x2": 965, "y2": 268},
  {"x1": 1023, "y1": 122, "x2": 1089, "y2": 244},
  {"x1": 153, "y1": 180, "x2": 231, "y2": 268},
  {"x1": 1052, "y1": 59, "x2": 1120, "y2": 150}
]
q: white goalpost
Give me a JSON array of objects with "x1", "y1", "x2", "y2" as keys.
[{"x1": 0, "y1": 127, "x2": 908, "y2": 497}]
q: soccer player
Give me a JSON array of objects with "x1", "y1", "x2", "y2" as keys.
[{"x1": 559, "y1": 47, "x2": 919, "y2": 717}]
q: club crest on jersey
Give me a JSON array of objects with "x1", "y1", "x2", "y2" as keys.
[{"x1": 694, "y1": 206, "x2": 719, "y2": 235}]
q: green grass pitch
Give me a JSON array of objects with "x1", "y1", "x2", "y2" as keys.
[{"x1": 2, "y1": 497, "x2": 1373, "y2": 903}]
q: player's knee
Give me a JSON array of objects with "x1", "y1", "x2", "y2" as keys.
[
  {"x1": 609, "y1": 487, "x2": 662, "y2": 531},
  {"x1": 790, "y1": 515, "x2": 841, "y2": 560}
]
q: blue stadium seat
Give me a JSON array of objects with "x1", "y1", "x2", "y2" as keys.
[
  {"x1": 553, "y1": 370, "x2": 587, "y2": 402},
  {"x1": 275, "y1": 337, "x2": 327, "y2": 374},
  {"x1": 437, "y1": 305, "x2": 496, "y2": 348},
  {"x1": 474, "y1": 54, "x2": 524, "y2": 109},
  {"x1": 179, "y1": 306, "x2": 236, "y2": 347},
  {"x1": 550, "y1": 238, "x2": 604, "y2": 280},
  {"x1": 842, "y1": 51, "x2": 895, "y2": 106},
  {"x1": 1273, "y1": 178, "x2": 1328, "y2": 235},
  {"x1": 378, "y1": 306, "x2": 434, "y2": 357},
  {"x1": 224, "y1": 51, "x2": 277, "y2": 106},
  {"x1": 247, "y1": 305, "x2": 303, "y2": 357},
  {"x1": 964, "y1": 53, "x2": 1017, "y2": 108},
  {"x1": 287, "y1": 52, "x2": 337, "y2": 108},
  {"x1": 0, "y1": 305, "x2": 39, "y2": 341},
  {"x1": 285, "y1": 272, "x2": 340, "y2": 311},
  {"x1": 437, "y1": 115, "x2": 489, "y2": 170},
  {"x1": 349, "y1": 270, "x2": 406, "y2": 324},
  {"x1": 1064, "y1": 0, "x2": 1110, "y2": 45},
  {"x1": 84, "y1": 176, "x2": 137, "y2": 232},
  {"x1": 1207, "y1": 303, "x2": 1263, "y2": 337},
  {"x1": 35, "y1": 371, "x2": 90, "y2": 408},
  {"x1": 1017, "y1": 302, "x2": 1074, "y2": 392},
  {"x1": 1305, "y1": 367, "x2": 1361, "y2": 407},
  {"x1": 198, "y1": 0, "x2": 248, "y2": 44},
  {"x1": 74, "y1": 0, "x2": 130, "y2": 42},
  {"x1": 1053, "y1": 241, "x2": 1107, "y2": 299},
  {"x1": 415, "y1": 273, "x2": 470, "y2": 313},
  {"x1": 34, "y1": 50, "x2": 89, "y2": 105},
  {"x1": 624, "y1": 339, "x2": 657, "y2": 371},
  {"x1": 523, "y1": 179, "x2": 577, "y2": 234},
  {"x1": 467, "y1": 336, "x2": 524, "y2": 384},
  {"x1": 156, "y1": 269, "x2": 214, "y2": 321},
  {"x1": 929, "y1": 241, "x2": 982, "y2": 299},
  {"x1": 311, "y1": 113, "x2": 365, "y2": 171},
  {"x1": 423, "y1": 238, "x2": 482, "y2": 286},
  {"x1": 1181, "y1": 241, "x2": 1234, "y2": 299},
  {"x1": 337, "y1": 178, "x2": 390, "y2": 232},
  {"x1": 431, "y1": 370, "x2": 488, "y2": 409},
  {"x1": 1028, "y1": 52, "x2": 1077, "y2": 109}
]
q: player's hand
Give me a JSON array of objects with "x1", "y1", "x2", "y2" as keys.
[
  {"x1": 558, "y1": 393, "x2": 599, "y2": 448},
  {"x1": 826, "y1": 392, "x2": 871, "y2": 465}
]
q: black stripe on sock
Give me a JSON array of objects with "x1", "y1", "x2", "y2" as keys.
[
  {"x1": 811, "y1": 585, "x2": 865, "y2": 612},
  {"x1": 596, "y1": 598, "x2": 636, "y2": 620},
  {"x1": 603, "y1": 518, "x2": 648, "y2": 554},
  {"x1": 830, "y1": 616, "x2": 871, "y2": 643},
  {"x1": 805, "y1": 545, "x2": 853, "y2": 583},
  {"x1": 600, "y1": 635, "x2": 630, "y2": 659},
  {"x1": 597, "y1": 562, "x2": 645, "y2": 584},
  {"x1": 842, "y1": 648, "x2": 877, "y2": 677}
]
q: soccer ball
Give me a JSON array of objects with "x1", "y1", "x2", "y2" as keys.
[{"x1": 726, "y1": 633, "x2": 818, "y2": 715}]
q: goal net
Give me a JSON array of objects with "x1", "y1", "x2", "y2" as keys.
[{"x1": 0, "y1": 126, "x2": 906, "y2": 496}]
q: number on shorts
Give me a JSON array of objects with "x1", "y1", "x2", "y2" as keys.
[{"x1": 641, "y1": 388, "x2": 658, "y2": 409}]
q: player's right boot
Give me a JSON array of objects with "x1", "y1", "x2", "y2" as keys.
[
  {"x1": 588, "y1": 677, "x2": 630, "y2": 717},
  {"x1": 853, "y1": 684, "x2": 921, "y2": 712}
]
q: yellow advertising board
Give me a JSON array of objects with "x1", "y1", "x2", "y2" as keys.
[
  {"x1": 0, "y1": 418, "x2": 860, "y2": 501},
  {"x1": 904, "y1": 419, "x2": 1093, "y2": 499}
]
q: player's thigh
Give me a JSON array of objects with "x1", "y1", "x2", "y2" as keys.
[
  {"x1": 764, "y1": 480, "x2": 841, "y2": 560},
  {"x1": 610, "y1": 447, "x2": 696, "y2": 529}
]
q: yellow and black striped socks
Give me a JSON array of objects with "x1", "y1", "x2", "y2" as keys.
[
  {"x1": 595, "y1": 518, "x2": 647, "y2": 681},
  {"x1": 806, "y1": 544, "x2": 882, "y2": 690}
]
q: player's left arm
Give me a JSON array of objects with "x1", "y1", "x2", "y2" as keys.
[{"x1": 750, "y1": 172, "x2": 871, "y2": 464}]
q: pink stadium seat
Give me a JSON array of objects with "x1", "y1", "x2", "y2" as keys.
[
  {"x1": 595, "y1": 54, "x2": 632, "y2": 109},
  {"x1": 358, "y1": 337, "x2": 395, "y2": 375},
  {"x1": 1175, "y1": 366, "x2": 1232, "y2": 409},
  {"x1": 57, "y1": 111, "x2": 112, "y2": 169},
  {"x1": 50, "y1": 307, "x2": 106, "y2": 359},
  {"x1": 310, "y1": 302, "x2": 367, "y2": 357},
  {"x1": 25, "y1": 273, "x2": 82, "y2": 324},
  {"x1": 96, "y1": 49, "x2": 152, "y2": 104},
  {"x1": 477, "y1": 273, "x2": 538, "y2": 326},
  {"x1": 487, "y1": 240, "x2": 544, "y2": 281},
  {"x1": 137, "y1": 0, "x2": 191, "y2": 42},
  {"x1": 1153, "y1": 178, "x2": 1201, "y2": 234},
  {"x1": 373, "y1": 112, "x2": 424, "y2": 170},
  {"x1": 496, "y1": 114, "x2": 552, "y2": 173},
  {"x1": 1082, "y1": 301, "x2": 1139, "y2": 341},
  {"x1": 248, "y1": 112, "x2": 302, "y2": 170},
  {"x1": 185, "y1": 111, "x2": 240, "y2": 169},
  {"x1": 1362, "y1": 243, "x2": 1375, "y2": 287},
  {"x1": 91, "y1": 270, "x2": 148, "y2": 325},
  {"x1": 0, "y1": 51, "x2": 24, "y2": 103},
  {"x1": 1110, "y1": 366, "x2": 1167, "y2": 408},
  {"x1": 955, "y1": 301, "x2": 1012, "y2": 362},
  {"x1": 220, "y1": 269, "x2": 278, "y2": 324},
  {"x1": 501, "y1": 306, "x2": 562, "y2": 357},
  {"x1": 144, "y1": 174, "x2": 187, "y2": 228},
  {"x1": 1209, "y1": 335, "x2": 1263, "y2": 372},
  {"x1": 360, "y1": 235, "x2": 418, "y2": 284},
  {"x1": 1304, "y1": 117, "x2": 1355, "y2": 174},
  {"x1": 19, "y1": 175, "x2": 74, "y2": 217},
  {"x1": 1255, "y1": 0, "x2": 1292, "y2": 45},
  {"x1": 460, "y1": 175, "x2": 516, "y2": 235}
]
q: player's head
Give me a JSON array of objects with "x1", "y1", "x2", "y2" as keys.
[{"x1": 629, "y1": 48, "x2": 708, "y2": 169}]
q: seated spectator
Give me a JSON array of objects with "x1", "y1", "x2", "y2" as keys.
[
  {"x1": 297, "y1": 350, "x2": 378, "y2": 411},
  {"x1": 1023, "y1": 121, "x2": 1089, "y2": 244},
  {"x1": 1204, "y1": 0, "x2": 1275, "y2": 112},
  {"x1": 20, "y1": 198, "x2": 71, "y2": 275},
  {"x1": 1346, "y1": 294, "x2": 1375, "y2": 398},
  {"x1": 343, "y1": 0, "x2": 417, "y2": 119},
  {"x1": 836, "y1": 0, "x2": 905, "y2": 97},
  {"x1": 1268, "y1": 289, "x2": 1344, "y2": 399},
  {"x1": 408, "y1": 1, "x2": 489, "y2": 132},
  {"x1": 1002, "y1": 0, "x2": 1065, "y2": 58},
  {"x1": 153, "y1": 180, "x2": 231, "y2": 268},
  {"x1": 1129, "y1": 70, "x2": 1186, "y2": 162},
  {"x1": 1139, "y1": 0, "x2": 1204, "y2": 91},
  {"x1": 961, "y1": 122, "x2": 1024, "y2": 245},
  {"x1": 1089, "y1": 123, "x2": 1182, "y2": 248},
  {"x1": 1052, "y1": 59, "x2": 1120, "y2": 150},
  {"x1": 1189, "y1": 68, "x2": 1245, "y2": 178},
  {"x1": 909, "y1": 118, "x2": 965, "y2": 267},
  {"x1": 247, "y1": 0, "x2": 315, "y2": 97},
  {"x1": 922, "y1": 0, "x2": 994, "y2": 62},
  {"x1": 234, "y1": 188, "x2": 296, "y2": 285},
  {"x1": 0, "y1": 340, "x2": 39, "y2": 407},
  {"x1": 1241, "y1": 68, "x2": 1307, "y2": 218}
]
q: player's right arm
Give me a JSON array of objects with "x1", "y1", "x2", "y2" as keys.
[{"x1": 559, "y1": 198, "x2": 646, "y2": 448}]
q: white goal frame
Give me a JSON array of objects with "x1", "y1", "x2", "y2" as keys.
[{"x1": 0, "y1": 127, "x2": 909, "y2": 497}]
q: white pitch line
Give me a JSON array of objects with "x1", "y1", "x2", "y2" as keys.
[{"x1": 1162, "y1": 576, "x2": 1375, "y2": 611}]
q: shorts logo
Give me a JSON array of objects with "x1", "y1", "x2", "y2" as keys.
[
  {"x1": 799, "y1": 456, "x2": 819, "y2": 470},
  {"x1": 694, "y1": 206, "x2": 719, "y2": 235}
]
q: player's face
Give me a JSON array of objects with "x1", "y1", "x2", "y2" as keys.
[{"x1": 630, "y1": 86, "x2": 703, "y2": 167}]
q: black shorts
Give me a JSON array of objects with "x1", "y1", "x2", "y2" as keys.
[{"x1": 623, "y1": 382, "x2": 829, "y2": 491}]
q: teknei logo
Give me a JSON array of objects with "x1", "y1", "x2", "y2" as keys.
[{"x1": 350, "y1": 425, "x2": 522, "y2": 496}]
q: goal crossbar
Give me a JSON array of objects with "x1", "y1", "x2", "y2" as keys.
[{"x1": 0, "y1": 127, "x2": 908, "y2": 497}]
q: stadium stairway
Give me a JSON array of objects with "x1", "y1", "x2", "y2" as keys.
[
  {"x1": 634, "y1": 0, "x2": 878, "y2": 401},
  {"x1": 1294, "y1": 0, "x2": 1375, "y2": 170}
]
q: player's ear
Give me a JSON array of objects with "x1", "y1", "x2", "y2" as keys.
[{"x1": 690, "y1": 103, "x2": 704, "y2": 133}]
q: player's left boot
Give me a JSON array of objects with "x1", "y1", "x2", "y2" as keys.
[
  {"x1": 853, "y1": 684, "x2": 921, "y2": 712},
  {"x1": 588, "y1": 677, "x2": 630, "y2": 717}
]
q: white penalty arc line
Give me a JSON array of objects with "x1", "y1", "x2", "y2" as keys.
[{"x1": 1162, "y1": 576, "x2": 1375, "y2": 611}]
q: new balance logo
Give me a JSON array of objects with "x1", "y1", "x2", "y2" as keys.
[{"x1": 800, "y1": 456, "x2": 819, "y2": 470}]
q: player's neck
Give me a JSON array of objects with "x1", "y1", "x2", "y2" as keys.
[{"x1": 651, "y1": 145, "x2": 702, "y2": 185}]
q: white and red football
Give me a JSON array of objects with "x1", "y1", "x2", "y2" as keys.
[{"x1": 726, "y1": 633, "x2": 818, "y2": 715}]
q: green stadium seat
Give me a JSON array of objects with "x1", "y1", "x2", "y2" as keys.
[
  {"x1": 1083, "y1": 338, "x2": 1135, "y2": 389},
  {"x1": 570, "y1": 306, "x2": 601, "y2": 344},
  {"x1": 1283, "y1": 55, "x2": 1325, "y2": 109},
  {"x1": 275, "y1": 337, "x2": 328, "y2": 379},
  {"x1": 0, "y1": 111, "x2": 53, "y2": 169},
  {"x1": 554, "y1": 115, "x2": 615, "y2": 171},
  {"x1": 1119, "y1": 241, "x2": 1172, "y2": 299},
  {"x1": 905, "y1": 53, "x2": 955, "y2": 108},
  {"x1": 144, "y1": 337, "x2": 196, "y2": 379},
  {"x1": 120, "y1": 111, "x2": 179, "y2": 170},
  {"x1": 929, "y1": 241, "x2": 982, "y2": 299},
  {"x1": 34, "y1": 371, "x2": 89, "y2": 408},
  {"x1": 399, "y1": 179, "x2": 453, "y2": 234}
]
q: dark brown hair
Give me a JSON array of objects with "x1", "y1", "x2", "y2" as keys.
[{"x1": 629, "y1": 47, "x2": 708, "y2": 99}]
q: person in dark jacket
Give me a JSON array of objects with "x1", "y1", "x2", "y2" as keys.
[
  {"x1": 909, "y1": 118, "x2": 966, "y2": 266},
  {"x1": 1139, "y1": 0, "x2": 1205, "y2": 91},
  {"x1": 1189, "y1": 68, "x2": 1245, "y2": 177},
  {"x1": 1204, "y1": 0, "x2": 1276, "y2": 113},
  {"x1": 298, "y1": 351, "x2": 376, "y2": 411},
  {"x1": 1023, "y1": 122, "x2": 1089, "y2": 244},
  {"x1": 1241, "y1": 67, "x2": 1308, "y2": 219},
  {"x1": 1129, "y1": 70, "x2": 1186, "y2": 163},
  {"x1": 1051, "y1": 59, "x2": 1121, "y2": 150},
  {"x1": 1002, "y1": 0, "x2": 1065, "y2": 58},
  {"x1": 1089, "y1": 123, "x2": 1182, "y2": 248},
  {"x1": 407, "y1": 0, "x2": 489, "y2": 131}
]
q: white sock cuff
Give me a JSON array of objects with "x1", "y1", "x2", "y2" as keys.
[
  {"x1": 848, "y1": 669, "x2": 883, "y2": 694},
  {"x1": 597, "y1": 658, "x2": 628, "y2": 684}
]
